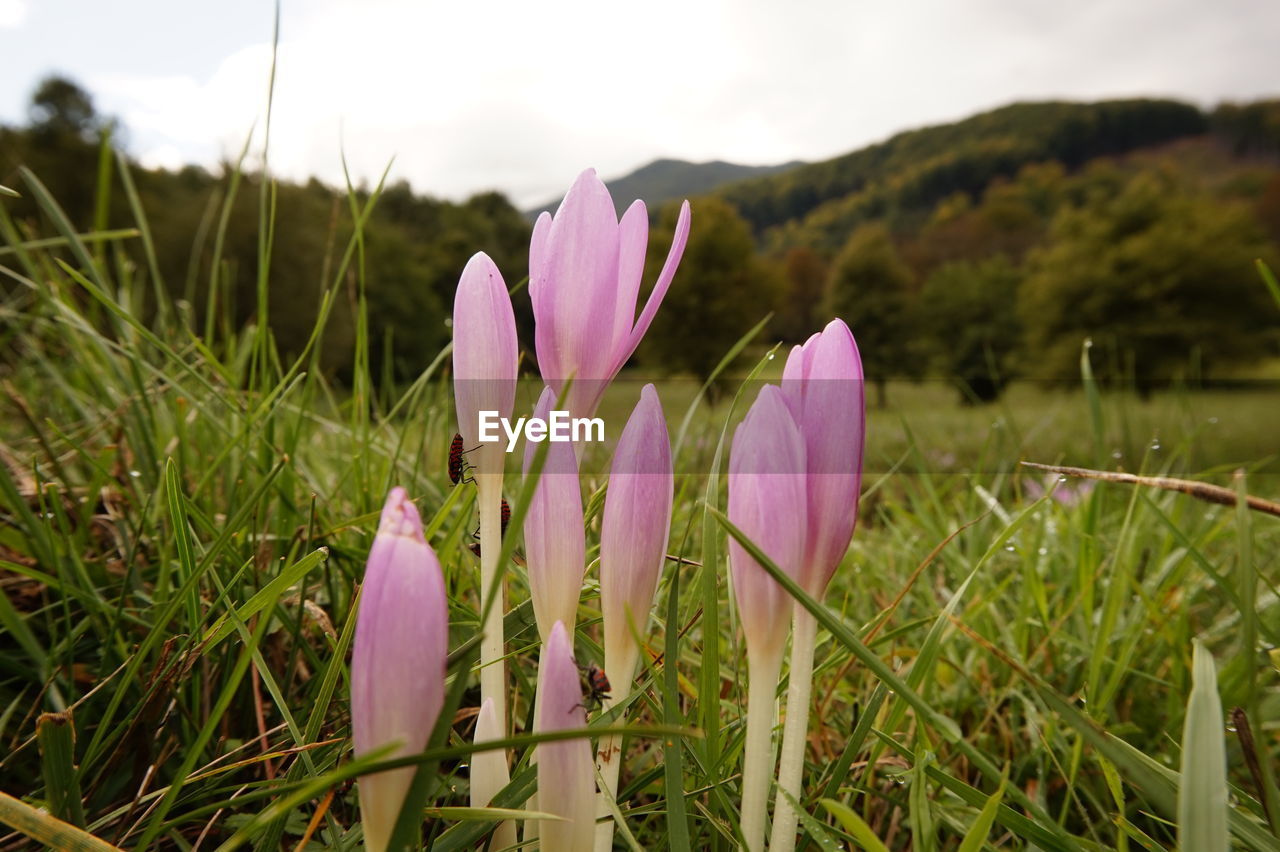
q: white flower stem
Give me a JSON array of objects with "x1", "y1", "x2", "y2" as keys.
[
  {"x1": 475, "y1": 471, "x2": 514, "y2": 848},
  {"x1": 741, "y1": 648, "x2": 784, "y2": 852},
  {"x1": 769, "y1": 605, "x2": 817, "y2": 852},
  {"x1": 593, "y1": 645, "x2": 639, "y2": 852}
]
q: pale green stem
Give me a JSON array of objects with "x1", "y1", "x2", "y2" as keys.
[
  {"x1": 741, "y1": 648, "x2": 784, "y2": 852},
  {"x1": 769, "y1": 604, "x2": 817, "y2": 852},
  {"x1": 475, "y1": 471, "x2": 513, "y2": 847},
  {"x1": 593, "y1": 644, "x2": 640, "y2": 852}
]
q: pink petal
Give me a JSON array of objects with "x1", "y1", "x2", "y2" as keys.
[
  {"x1": 611, "y1": 199, "x2": 649, "y2": 360},
  {"x1": 616, "y1": 199, "x2": 691, "y2": 374},
  {"x1": 539, "y1": 169, "x2": 620, "y2": 396}
]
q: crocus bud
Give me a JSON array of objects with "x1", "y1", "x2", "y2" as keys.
[
  {"x1": 600, "y1": 384, "x2": 673, "y2": 687},
  {"x1": 728, "y1": 385, "x2": 807, "y2": 660},
  {"x1": 352, "y1": 488, "x2": 448, "y2": 852},
  {"x1": 535, "y1": 620, "x2": 595, "y2": 852},
  {"x1": 780, "y1": 318, "x2": 865, "y2": 595},
  {"x1": 530, "y1": 168, "x2": 691, "y2": 422},
  {"x1": 524, "y1": 386, "x2": 586, "y2": 640},
  {"x1": 453, "y1": 251, "x2": 519, "y2": 474}
]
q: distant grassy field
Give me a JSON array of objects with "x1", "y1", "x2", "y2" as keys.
[{"x1": 1, "y1": 170, "x2": 1278, "y2": 851}]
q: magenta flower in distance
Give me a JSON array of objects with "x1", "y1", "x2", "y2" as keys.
[
  {"x1": 530, "y1": 168, "x2": 692, "y2": 422},
  {"x1": 351, "y1": 488, "x2": 448, "y2": 852},
  {"x1": 535, "y1": 621, "x2": 595, "y2": 852},
  {"x1": 523, "y1": 386, "x2": 587, "y2": 640}
]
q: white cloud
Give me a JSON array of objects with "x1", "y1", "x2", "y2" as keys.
[
  {"x1": 0, "y1": 0, "x2": 27, "y2": 28},
  {"x1": 81, "y1": 0, "x2": 1280, "y2": 207}
]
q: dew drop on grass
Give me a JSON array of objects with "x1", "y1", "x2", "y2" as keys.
[
  {"x1": 1057, "y1": 475, "x2": 1067, "y2": 483},
  {"x1": 1037, "y1": 547, "x2": 1048, "y2": 556},
  {"x1": 1004, "y1": 545, "x2": 1015, "y2": 552},
  {"x1": 129, "y1": 470, "x2": 141, "y2": 478},
  {"x1": 766, "y1": 352, "x2": 775, "y2": 360},
  {"x1": 1111, "y1": 450, "x2": 1122, "y2": 459},
  {"x1": 1150, "y1": 439, "x2": 1161, "y2": 451}
]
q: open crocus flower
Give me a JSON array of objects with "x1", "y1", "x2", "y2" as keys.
[
  {"x1": 728, "y1": 385, "x2": 807, "y2": 852},
  {"x1": 595, "y1": 384, "x2": 673, "y2": 847},
  {"x1": 530, "y1": 168, "x2": 692, "y2": 423},
  {"x1": 524, "y1": 386, "x2": 587, "y2": 640},
  {"x1": 535, "y1": 620, "x2": 595, "y2": 852},
  {"x1": 770, "y1": 318, "x2": 865, "y2": 852},
  {"x1": 351, "y1": 488, "x2": 448, "y2": 852}
]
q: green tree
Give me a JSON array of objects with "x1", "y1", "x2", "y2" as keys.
[
  {"x1": 1019, "y1": 169, "x2": 1278, "y2": 387},
  {"x1": 918, "y1": 255, "x2": 1021, "y2": 402},
  {"x1": 825, "y1": 223, "x2": 920, "y2": 406},
  {"x1": 637, "y1": 197, "x2": 784, "y2": 377}
]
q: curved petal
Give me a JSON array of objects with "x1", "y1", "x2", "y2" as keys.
[
  {"x1": 612, "y1": 199, "x2": 649, "y2": 360},
  {"x1": 540, "y1": 169, "x2": 620, "y2": 393},
  {"x1": 616, "y1": 199, "x2": 691, "y2": 375}
]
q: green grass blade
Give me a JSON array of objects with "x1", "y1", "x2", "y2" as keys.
[{"x1": 1178, "y1": 641, "x2": 1229, "y2": 852}]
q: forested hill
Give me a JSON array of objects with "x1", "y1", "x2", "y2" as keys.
[
  {"x1": 526, "y1": 157, "x2": 804, "y2": 218},
  {"x1": 716, "y1": 99, "x2": 1223, "y2": 248}
]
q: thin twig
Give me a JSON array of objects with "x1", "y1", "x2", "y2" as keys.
[{"x1": 1020, "y1": 462, "x2": 1280, "y2": 518}]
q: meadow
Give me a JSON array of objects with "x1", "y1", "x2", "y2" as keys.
[{"x1": 0, "y1": 161, "x2": 1278, "y2": 852}]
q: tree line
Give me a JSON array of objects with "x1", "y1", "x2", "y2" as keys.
[{"x1": 3, "y1": 78, "x2": 1279, "y2": 401}]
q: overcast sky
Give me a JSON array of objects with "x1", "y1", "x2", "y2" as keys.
[{"x1": 2, "y1": 0, "x2": 1277, "y2": 207}]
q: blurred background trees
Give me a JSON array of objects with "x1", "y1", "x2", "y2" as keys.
[{"x1": 4, "y1": 77, "x2": 1279, "y2": 397}]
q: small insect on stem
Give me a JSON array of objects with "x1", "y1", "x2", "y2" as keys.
[
  {"x1": 448, "y1": 432, "x2": 479, "y2": 486},
  {"x1": 472, "y1": 498, "x2": 511, "y2": 540},
  {"x1": 576, "y1": 662, "x2": 611, "y2": 712}
]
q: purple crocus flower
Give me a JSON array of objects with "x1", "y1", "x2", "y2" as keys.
[
  {"x1": 599, "y1": 383, "x2": 673, "y2": 685},
  {"x1": 595, "y1": 384, "x2": 673, "y2": 847},
  {"x1": 351, "y1": 488, "x2": 448, "y2": 852},
  {"x1": 535, "y1": 620, "x2": 595, "y2": 852},
  {"x1": 523, "y1": 386, "x2": 586, "y2": 640},
  {"x1": 728, "y1": 385, "x2": 808, "y2": 661},
  {"x1": 453, "y1": 251, "x2": 519, "y2": 474},
  {"x1": 530, "y1": 168, "x2": 692, "y2": 423},
  {"x1": 728, "y1": 385, "x2": 807, "y2": 852},
  {"x1": 770, "y1": 318, "x2": 865, "y2": 852},
  {"x1": 779, "y1": 317, "x2": 866, "y2": 596}
]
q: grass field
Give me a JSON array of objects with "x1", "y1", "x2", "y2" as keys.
[{"x1": 0, "y1": 164, "x2": 1278, "y2": 852}]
